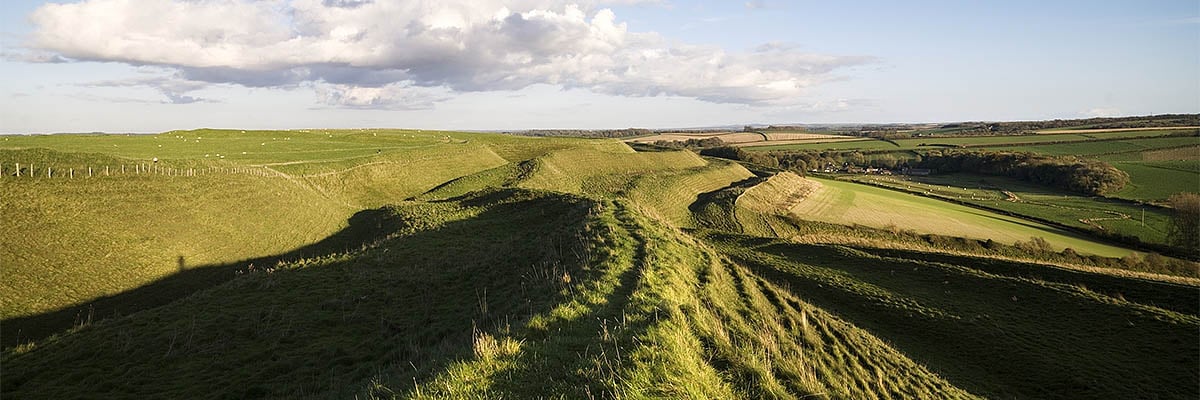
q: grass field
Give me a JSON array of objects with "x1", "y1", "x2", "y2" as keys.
[
  {"x1": 625, "y1": 132, "x2": 765, "y2": 144},
  {"x1": 848, "y1": 173, "x2": 1175, "y2": 245},
  {"x1": 786, "y1": 178, "x2": 1136, "y2": 257},
  {"x1": 626, "y1": 131, "x2": 860, "y2": 148},
  {"x1": 3, "y1": 128, "x2": 1196, "y2": 399},
  {"x1": 980, "y1": 136, "x2": 1199, "y2": 156},
  {"x1": 1108, "y1": 160, "x2": 1200, "y2": 201},
  {"x1": 0, "y1": 130, "x2": 599, "y2": 323},
  {"x1": 1098, "y1": 145, "x2": 1200, "y2": 162}
]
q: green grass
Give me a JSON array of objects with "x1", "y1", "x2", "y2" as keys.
[
  {"x1": 517, "y1": 144, "x2": 709, "y2": 195},
  {"x1": 625, "y1": 159, "x2": 755, "y2": 227},
  {"x1": 744, "y1": 139, "x2": 896, "y2": 152},
  {"x1": 1109, "y1": 160, "x2": 1200, "y2": 201},
  {"x1": 980, "y1": 136, "x2": 1200, "y2": 156},
  {"x1": 2, "y1": 190, "x2": 987, "y2": 398},
  {"x1": 0, "y1": 150, "x2": 352, "y2": 320},
  {"x1": 3, "y1": 129, "x2": 1197, "y2": 399},
  {"x1": 701, "y1": 231, "x2": 1198, "y2": 399},
  {"x1": 0, "y1": 131, "x2": 590, "y2": 322},
  {"x1": 848, "y1": 173, "x2": 1175, "y2": 245},
  {"x1": 1096, "y1": 145, "x2": 1200, "y2": 162},
  {"x1": 782, "y1": 178, "x2": 1136, "y2": 257}
]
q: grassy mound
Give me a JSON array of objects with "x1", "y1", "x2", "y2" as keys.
[
  {"x1": 2, "y1": 189, "x2": 978, "y2": 399},
  {"x1": 3, "y1": 129, "x2": 1196, "y2": 399}
]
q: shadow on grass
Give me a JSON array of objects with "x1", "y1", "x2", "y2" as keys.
[
  {"x1": 703, "y1": 231, "x2": 1199, "y2": 400},
  {"x1": 2, "y1": 207, "x2": 409, "y2": 349},
  {"x1": 3, "y1": 189, "x2": 601, "y2": 398}
]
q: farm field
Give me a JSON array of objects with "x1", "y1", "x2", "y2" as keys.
[
  {"x1": 787, "y1": 178, "x2": 1136, "y2": 257},
  {"x1": 1037, "y1": 126, "x2": 1200, "y2": 133},
  {"x1": 1108, "y1": 160, "x2": 1200, "y2": 201},
  {"x1": 624, "y1": 131, "x2": 766, "y2": 144},
  {"x1": 3, "y1": 128, "x2": 1197, "y2": 399},
  {"x1": 979, "y1": 135, "x2": 1199, "y2": 156},
  {"x1": 847, "y1": 173, "x2": 1174, "y2": 245},
  {"x1": 1097, "y1": 145, "x2": 1200, "y2": 161},
  {"x1": 625, "y1": 130, "x2": 859, "y2": 148}
]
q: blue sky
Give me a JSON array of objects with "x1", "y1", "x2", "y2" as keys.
[{"x1": 1, "y1": 0, "x2": 1197, "y2": 133}]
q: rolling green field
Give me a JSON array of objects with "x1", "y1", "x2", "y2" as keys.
[
  {"x1": 787, "y1": 178, "x2": 1134, "y2": 257},
  {"x1": 980, "y1": 136, "x2": 1199, "y2": 156},
  {"x1": 1108, "y1": 160, "x2": 1200, "y2": 201},
  {"x1": 3, "y1": 129, "x2": 1197, "y2": 399},
  {"x1": 848, "y1": 173, "x2": 1174, "y2": 245}
]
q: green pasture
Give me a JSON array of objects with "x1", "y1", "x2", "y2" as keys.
[
  {"x1": 980, "y1": 136, "x2": 1199, "y2": 156},
  {"x1": 850, "y1": 173, "x2": 1174, "y2": 244},
  {"x1": 789, "y1": 178, "x2": 1136, "y2": 257},
  {"x1": 1110, "y1": 160, "x2": 1200, "y2": 201}
]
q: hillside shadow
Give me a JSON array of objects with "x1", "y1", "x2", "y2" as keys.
[
  {"x1": 2, "y1": 207, "x2": 407, "y2": 348},
  {"x1": 707, "y1": 233, "x2": 1198, "y2": 399},
  {"x1": 3, "y1": 189, "x2": 603, "y2": 399}
]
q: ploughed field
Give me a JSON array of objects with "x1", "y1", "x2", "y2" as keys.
[{"x1": 2, "y1": 129, "x2": 1196, "y2": 399}]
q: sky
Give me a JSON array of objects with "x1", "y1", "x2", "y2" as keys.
[{"x1": 0, "y1": 0, "x2": 1197, "y2": 133}]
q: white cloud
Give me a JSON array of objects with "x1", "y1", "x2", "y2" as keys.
[
  {"x1": 745, "y1": 1, "x2": 768, "y2": 10},
  {"x1": 26, "y1": 0, "x2": 872, "y2": 108},
  {"x1": 1083, "y1": 107, "x2": 1122, "y2": 118},
  {"x1": 314, "y1": 83, "x2": 452, "y2": 110}
]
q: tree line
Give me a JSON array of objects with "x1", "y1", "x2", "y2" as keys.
[
  {"x1": 702, "y1": 147, "x2": 1131, "y2": 196},
  {"x1": 911, "y1": 150, "x2": 1130, "y2": 195}
]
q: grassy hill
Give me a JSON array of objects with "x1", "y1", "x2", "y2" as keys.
[{"x1": 3, "y1": 129, "x2": 1197, "y2": 399}]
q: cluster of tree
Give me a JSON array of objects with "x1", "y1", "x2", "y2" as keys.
[
  {"x1": 701, "y1": 146, "x2": 912, "y2": 174},
  {"x1": 510, "y1": 128, "x2": 652, "y2": 138},
  {"x1": 913, "y1": 151, "x2": 1130, "y2": 195},
  {"x1": 653, "y1": 137, "x2": 725, "y2": 149},
  {"x1": 699, "y1": 146, "x2": 748, "y2": 161},
  {"x1": 705, "y1": 146, "x2": 1129, "y2": 196},
  {"x1": 1168, "y1": 193, "x2": 1200, "y2": 252}
]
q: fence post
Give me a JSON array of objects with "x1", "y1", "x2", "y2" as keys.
[
  {"x1": 121, "y1": 165, "x2": 125, "y2": 174},
  {"x1": 105, "y1": 166, "x2": 110, "y2": 176},
  {"x1": 70, "y1": 168, "x2": 74, "y2": 178},
  {"x1": 13, "y1": 163, "x2": 17, "y2": 177},
  {"x1": 89, "y1": 167, "x2": 93, "y2": 177},
  {"x1": 47, "y1": 167, "x2": 51, "y2": 178}
]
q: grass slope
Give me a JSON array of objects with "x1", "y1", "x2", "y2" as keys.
[
  {"x1": 0, "y1": 149, "x2": 351, "y2": 320},
  {"x1": 3, "y1": 129, "x2": 1196, "y2": 399},
  {"x1": 786, "y1": 178, "x2": 1135, "y2": 257},
  {"x1": 0, "y1": 131, "x2": 589, "y2": 334},
  {"x1": 1108, "y1": 160, "x2": 1200, "y2": 201},
  {"x1": 700, "y1": 231, "x2": 1198, "y2": 399},
  {"x1": 3, "y1": 190, "x2": 978, "y2": 399},
  {"x1": 849, "y1": 173, "x2": 1175, "y2": 245}
]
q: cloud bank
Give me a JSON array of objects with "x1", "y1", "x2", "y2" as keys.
[{"x1": 27, "y1": 0, "x2": 872, "y2": 109}]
